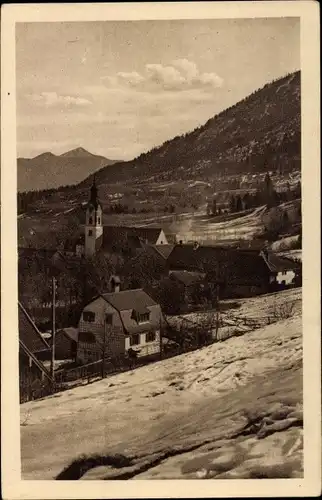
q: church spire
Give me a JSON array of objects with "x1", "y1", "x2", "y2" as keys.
[{"x1": 90, "y1": 175, "x2": 98, "y2": 206}]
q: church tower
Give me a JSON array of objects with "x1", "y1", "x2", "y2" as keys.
[{"x1": 85, "y1": 176, "x2": 103, "y2": 258}]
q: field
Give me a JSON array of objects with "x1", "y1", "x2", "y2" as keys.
[
  {"x1": 21, "y1": 289, "x2": 302, "y2": 480},
  {"x1": 18, "y1": 203, "x2": 270, "y2": 249}
]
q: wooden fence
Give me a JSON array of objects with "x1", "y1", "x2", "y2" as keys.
[
  {"x1": 55, "y1": 360, "x2": 104, "y2": 385},
  {"x1": 21, "y1": 308, "x2": 292, "y2": 403}
]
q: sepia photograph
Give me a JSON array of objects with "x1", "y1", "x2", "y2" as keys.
[{"x1": 1, "y1": 2, "x2": 320, "y2": 498}]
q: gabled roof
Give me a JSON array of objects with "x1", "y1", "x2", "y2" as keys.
[
  {"x1": 169, "y1": 270, "x2": 206, "y2": 287},
  {"x1": 102, "y1": 225, "x2": 164, "y2": 248},
  {"x1": 167, "y1": 244, "x2": 299, "y2": 284},
  {"x1": 130, "y1": 227, "x2": 164, "y2": 244},
  {"x1": 19, "y1": 302, "x2": 51, "y2": 353},
  {"x1": 167, "y1": 244, "x2": 231, "y2": 272},
  {"x1": 102, "y1": 226, "x2": 142, "y2": 250},
  {"x1": 57, "y1": 327, "x2": 79, "y2": 342},
  {"x1": 101, "y1": 288, "x2": 157, "y2": 312},
  {"x1": 19, "y1": 302, "x2": 53, "y2": 381},
  {"x1": 18, "y1": 247, "x2": 58, "y2": 261},
  {"x1": 82, "y1": 289, "x2": 161, "y2": 338},
  {"x1": 152, "y1": 244, "x2": 174, "y2": 260},
  {"x1": 260, "y1": 251, "x2": 301, "y2": 272}
]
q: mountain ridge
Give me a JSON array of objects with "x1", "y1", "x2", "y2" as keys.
[
  {"x1": 78, "y1": 70, "x2": 300, "y2": 189},
  {"x1": 17, "y1": 148, "x2": 119, "y2": 192},
  {"x1": 18, "y1": 70, "x2": 301, "y2": 196}
]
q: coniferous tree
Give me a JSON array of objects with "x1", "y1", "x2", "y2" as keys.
[
  {"x1": 235, "y1": 195, "x2": 243, "y2": 212},
  {"x1": 229, "y1": 195, "x2": 236, "y2": 213},
  {"x1": 212, "y1": 198, "x2": 217, "y2": 216}
]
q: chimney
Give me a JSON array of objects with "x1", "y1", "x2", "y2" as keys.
[{"x1": 110, "y1": 275, "x2": 121, "y2": 293}]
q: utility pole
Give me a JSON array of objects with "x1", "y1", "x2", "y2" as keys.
[
  {"x1": 50, "y1": 276, "x2": 56, "y2": 386},
  {"x1": 102, "y1": 320, "x2": 106, "y2": 379},
  {"x1": 215, "y1": 283, "x2": 220, "y2": 341},
  {"x1": 159, "y1": 316, "x2": 163, "y2": 360},
  {"x1": 214, "y1": 261, "x2": 220, "y2": 341}
]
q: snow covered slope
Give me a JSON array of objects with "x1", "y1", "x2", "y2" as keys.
[{"x1": 21, "y1": 290, "x2": 302, "y2": 480}]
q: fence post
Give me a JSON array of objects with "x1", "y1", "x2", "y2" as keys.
[
  {"x1": 50, "y1": 276, "x2": 57, "y2": 392},
  {"x1": 102, "y1": 321, "x2": 107, "y2": 379},
  {"x1": 159, "y1": 316, "x2": 163, "y2": 360}
]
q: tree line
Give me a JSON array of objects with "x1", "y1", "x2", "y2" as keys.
[{"x1": 207, "y1": 174, "x2": 301, "y2": 217}]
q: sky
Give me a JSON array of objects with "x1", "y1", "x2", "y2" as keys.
[{"x1": 16, "y1": 18, "x2": 300, "y2": 160}]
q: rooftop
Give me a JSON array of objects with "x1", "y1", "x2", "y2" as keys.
[
  {"x1": 101, "y1": 288, "x2": 157, "y2": 312},
  {"x1": 19, "y1": 302, "x2": 51, "y2": 354}
]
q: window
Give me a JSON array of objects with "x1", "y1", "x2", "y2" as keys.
[
  {"x1": 89, "y1": 216, "x2": 93, "y2": 224},
  {"x1": 83, "y1": 311, "x2": 95, "y2": 323},
  {"x1": 105, "y1": 313, "x2": 113, "y2": 325},
  {"x1": 97, "y1": 217, "x2": 101, "y2": 224},
  {"x1": 138, "y1": 313, "x2": 150, "y2": 323},
  {"x1": 131, "y1": 310, "x2": 150, "y2": 323},
  {"x1": 146, "y1": 331, "x2": 156, "y2": 343},
  {"x1": 88, "y1": 229, "x2": 93, "y2": 236},
  {"x1": 130, "y1": 334, "x2": 140, "y2": 346}
]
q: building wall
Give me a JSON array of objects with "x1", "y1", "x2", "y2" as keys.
[
  {"x1": 55, "y1": 332, "x2": 76, "y2": 360},
  {"x1": 85, "y1": 205, "x2": 103, "y2": 257},
  {"x1": 155, "y1": 230, "x2": 168, "y2": 245},
  {"x1": 77, "y1": 342, "x2": 101, "y2": 363},
  {"x1": 275, "y1": 270, "x2": 296, "y2": 286},
  {"x1": 125, "y1": 330, "x2": 161, "y2": 358},
  {"x1": 75, "y1": 244, "x2": 84, "y2": 257}
]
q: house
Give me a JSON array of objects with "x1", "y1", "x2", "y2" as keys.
[
  {"x1": 169, "y1": 270, "x2": 207, "y2": 305},
  {"x1": 55, "y1": 327, "x2": 79, "y2": 360},
  {"x1": 122, "y1": 244, "x2": 174, "y2": 289},
  {"x1": 101, "y1": 225, "x2": 169, "y2": 256},
  {"x1": 167, "y1": 243, "x2": 301, "y2": 299},
  {"x1": 259, "y1": 249, "x2": 302, "y2": 289},
  {"x1": 77, "y1": 280, "x2": 164, "y2": 364},
  {"x1": 19, "y1": 302, "x2": 53, "y2": 402}
]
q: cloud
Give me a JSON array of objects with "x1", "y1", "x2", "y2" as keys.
[
  {"x1": 103, "y1": 59, "x2": 223, "y2": 93},
  {"x1": 29, "y1": 91, "x2": 92, "y2": 107}
]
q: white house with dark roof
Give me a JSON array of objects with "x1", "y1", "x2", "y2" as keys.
[{"x1": 77, "y1": 280, "x2": 163, "y2": 363}]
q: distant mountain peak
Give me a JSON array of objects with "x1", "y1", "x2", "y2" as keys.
[
  {"x1": 60, "y1": 147, "x2": 97, "y2": 158},
  {"x1": 34, "y1": 151, "x2": 56, "y2": 160}
]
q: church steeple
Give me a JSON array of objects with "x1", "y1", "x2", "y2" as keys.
[
  {"x1": 89, "y1": 175, "x2": 99, "y2": 207},
  {"x1": 85, "y1": 175, "x2": 103, "y2": 257}
]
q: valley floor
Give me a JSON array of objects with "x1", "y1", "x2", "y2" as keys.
[{"x1": 20, "y1": 289, "x2": 302, "y2": 480}]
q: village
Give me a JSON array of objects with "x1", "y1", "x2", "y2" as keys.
[{"x1": 19, "y1": 173, "x2": 302, "y2": 404}]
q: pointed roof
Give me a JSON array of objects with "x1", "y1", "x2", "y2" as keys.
[
  {"x1": 102, "y1": 226, "x2": 164, "y2": 249},
  {"x1": 18, "y1": 302, "x2": 53, "y2": 381},
  {"x1": 152, "y1": 244, "x2": 174, "y2": 260},
  {"x1": 56, "y1": 327, "x2": 79, "y2": 342},
  {"x1": 88, "y1": 175, "x2": 100, "y2": 210},
  {"x1": 260, "y1": 250, "x2": 301, "y2": 272},
  {"x1": 101, "y1": 288, "x2": 157, "y2": 312},
  {"x1": 19, "y1": 302, "x2": 51, "y2": 353},
  {"x1": 169, "y1": 270, "x2": 206, "y2": 287}
]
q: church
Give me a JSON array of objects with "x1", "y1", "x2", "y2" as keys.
[{"x1": 70, "y1": 178, "x2": 169, "y2": 259}]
